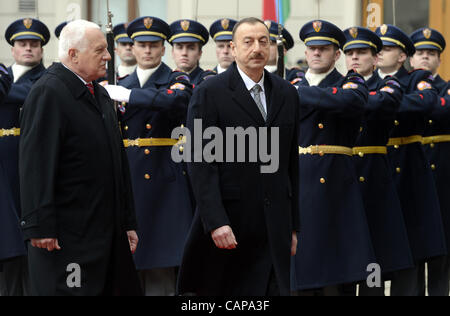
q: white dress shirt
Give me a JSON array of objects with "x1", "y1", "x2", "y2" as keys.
[
  {"x1": 236, "y1": 65, "x2": 267, "y2": 113},
  {"x1": 305, "y1": 68, "x2": 335, "y2": 87},
  {"x1": 137, "y1": 63, "x2": 161, "y2": 88}
]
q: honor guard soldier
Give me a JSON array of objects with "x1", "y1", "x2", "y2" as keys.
[
  {"x1": 264, "y1": 20, "x2": 303, "y2": 81},
  {"x1": 410, "y1": 27, "x2": 450, "y2": 296},
  {"x1": 113, "y1": 23, "x2": 137, "y2": 80},
  {"x1": 291, "y1": 20, "x2": 375, "y2": 296},
  {"x1": 104, "y1": 16, "x2": 194, "y2": 296},
  {"x1": 343, "y1": 27, "x2": 414, "y2": 296},
  {"x1": 169, "y1": 19, "x2": 216, "y2": 86},
  {"x1": 375, "y1": 24, "x2": 447, "y2": 296},
  {"x1": 209, "y1": 18, "x2": 237, "y2": 74},
  {"x1": 0, "y1": 18, "x2": 50, "y2": 296}
]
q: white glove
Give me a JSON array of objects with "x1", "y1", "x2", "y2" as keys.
[{"x1": 104, "y1": 85, "x2": 132, "y2": 103}]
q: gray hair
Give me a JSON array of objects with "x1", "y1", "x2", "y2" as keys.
[{"x1": 58, "y1": 20, "x2": 101, "y2": 61}]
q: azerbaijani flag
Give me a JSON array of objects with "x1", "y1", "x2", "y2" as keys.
[{"x1": 263, "y1": 0, "x2": 291, "y2": 24}]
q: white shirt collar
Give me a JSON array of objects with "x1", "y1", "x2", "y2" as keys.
[
  {"x1": 118, "y1": 64, "x2": 137, "y2": 78},
  {"x1": 236, "y1": 64, "x2": 265, "y2": 93},
  {"x1": 12, "y1": 63, "x2": 34, "y2": 83},
  {"x1": 378, "y1": 69, "x2": 398, "y2": 79},
  {"x1": 264, "y1": 65, "x2": 278, "y2": 73},
  {"x1": 137, "y1": 63, "x2": 161, "y2": 88},
  {"x1": 305, "y1": 67, "x2": 335, "y2": 87},
  {"x1": 364, "y1": 73, "x2": 374, "y2": 82},
  {"x1": 217, "y1": 64, "x2": 227, "y2": 74},
  {"x1": 62, "y1": 63, "x2": 89, "y2": 85}
]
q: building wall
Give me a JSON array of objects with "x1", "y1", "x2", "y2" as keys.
[
  {"x1": 0, "y1": 0, "x2": 361, "y2": 74},
  {"x1": 0, "y1": 0, "x2": 87, "y2": 67}
]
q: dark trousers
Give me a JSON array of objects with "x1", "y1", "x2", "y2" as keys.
[
  {"x1": 390, "y1": 265, "x2": 425, "y2": 296},
  {"x1": 426, "y1": 256, "x2": 450, "y2": 296},
  {"x1": 266, "y1": 268, "x2": 280, "y2": 296},
  {"x1": 0, "y1": 256, "x2": 30, "y2": 296},
  {"x1": 359, "y1": 280, "x2": 385, "y2": 296}
]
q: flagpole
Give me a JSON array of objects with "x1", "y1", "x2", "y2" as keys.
[
  {"x1": 392, "y1": 0, "x2": 397, "y2": 26},
  {"x1": 236, "y1": 0, "x2": 240, "y2": 20},
  {"x1": 317, "y1": 0, "x2": 321, "y2": 19}
]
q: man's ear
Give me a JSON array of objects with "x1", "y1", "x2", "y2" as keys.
[
  {"x1": 230, "y1": 41, "x2": 237, "y2": 58},
  {"x1": 68, "y1": 48, "x2": 78, "y2": 61},
  {"x1": 399, "y1": 51, "x2": 407, "y2": 64},
  {"x1": 335, "y1": 49, "x2": 341, "y2": 62}
]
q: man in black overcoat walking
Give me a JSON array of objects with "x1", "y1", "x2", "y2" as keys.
[
  {"x1": 19, "y1": 20, "x2": 142, "y2": 296},
  {"x1": 177, "y1": 17, "x2": 300, "y2": 296}
]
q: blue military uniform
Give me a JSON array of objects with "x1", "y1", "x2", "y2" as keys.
[
  {"x1": 344, "y1": 27, "x2": 414, "y2": 279},
  {"x1": 209, "y1": 18, "x2": 237, "y2": 74},
  {"x1": 376, "y1": 25, "x2": 447, "y2": 296},
  {"x1": 112, "y1": 23, "x2": 136, "y2": 81},
  {"x1": 169, "y1": 19, "x2": 216, "y2": 86},
  {"x1": 264, "y1": 20, "x2": 302, "y2": 82},
  {"x1": 291, "y1": 21, "x2": 376, "y2": 292},
  {"x1": 118, "y1": 17, "x2": 194, "y2": 274},
  {"x1": 0, "y1": 18, "x2": 49, "y2": 296},
  {"x1": 376, "y1": 25, "x2": 447, "y2": 263},
  {"x1": 413, "y1": 27, "x2": 450, "y2": 296}
]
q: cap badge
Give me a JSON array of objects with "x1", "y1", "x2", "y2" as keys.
[
  {"x1": 350, "y1": 27, "x2": 358, "y2": 39},
  {"x1": 23, "y1": 18, "x2": 33, "y2": 29},
  {"x1": 313, "y1": 21, "x2": 322, "y2": 33},
  {"x1": 221, "y1": 19, "x2": 230, "y2": 30},
  {"x1": 181, "y1": 20, "x2": 190, "y2": 32},
  {"x1": 144, "y1": 17, "x2": 153, "y2": 30},
  {"x1": 423, "y1": 28, "x2": 432, "y2": 40}
]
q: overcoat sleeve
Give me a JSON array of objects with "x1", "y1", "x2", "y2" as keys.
[
  {"x1": 186, "y1": 84, "x2": 231, "y2": 234},
  {"x1": 19, "y1": 82, "x2": 64, "y2": 240}
]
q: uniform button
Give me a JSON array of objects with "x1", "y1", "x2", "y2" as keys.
[
  {"x1": 429, "y1": 120, "x2": 434, "y2": 125},
  {"x1": 394, "y1": 145, "x2": 400, "y2": 149},
  {"x1": 144, "y1": 174, "x2": 151, "y2": 180},
  {"x1": 182, "y1": 171, "x2": 187, "y2": 176},
  {"x1": 360, "y1": 127, "x2": 363, "y2": 133},
  {"x1": 431, "y1": 164, "x2": 436, "y2": 171},
  {"x1": 359, "y1": 177, "x2": 366, "y2": 183},
  {"x1": 320, "y1": 178, "x2": 326, "y2": 184},
  {"x1": 358, "y1": 152, "x2": 364, "y2": 158},
  {"x1": 179, "y1": 146, "x2": 184, "y2": 153},
  {"x1": 430, "y1": 143, "x2": 435, "y2": 148},
  {"x1": 181, "y1": 124, "x2": 185, "y2": 128},
  {"x1": 319, "y1": 151, "x2": 324, "y2": 157},
  {"x1": 20, "y1": 221, "x2": 26, "y2": 227},
  {"x1": 394, "y1": 120, "x2": 400, "y2": 126},
  {"x1": 124, "y1": 125, "x2": 129, "y2": 131},
  {"x1": 146, "y1": 124, "x2": 152, "y2": 130},
  {"x1": 318, "y1": 123, "x2": 324, "y2": 129},
  {"x1": 144, "y1": 149, "x2": 150, "y2": 155},
  {"x1": 396, "y1": 167, "x2": 401, "y2": 174}
]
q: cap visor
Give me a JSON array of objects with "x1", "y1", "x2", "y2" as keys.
[
  {"x1": 117, "y1": 38, "x2": 134, "y2": 44},
  {"x1": 344, "y1": 43, "x2": 374, "y2": 52},
  {"x1": 306, "y1": 40, "x2": 337, "y2": 47},
  {"x1": 415, "y1": 44, "x2": 441, "y2": 51},
  {"x1": 214, "y1": 35, "x2": 232, "y2": 41},
  {"x1": 134, "y1": 35, "x2": 165, "y2": 42},
  {"x1": 171, "y1": 37, "x2": 203, "y2": 44}
]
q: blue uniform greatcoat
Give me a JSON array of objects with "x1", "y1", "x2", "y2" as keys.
[
  {"x1": 0, "y1": 64, "x2": 46, "y2": 262},
  {"x1": 291, "y1": 69, "x2": 376, "y2": 290},
  {"x1": 423, "y1": 76, "x2": 450, "y2": 250},
  {"x1": 353, "y1": 74, "x2": 414, "y2": 274},
  {"x1": 387, "y1": 67, "x2": 447, "y2": 262},
  {"x1": 118, "y1": 63, "x2": 194, "y2": 270},
  {"x1": 188, "y1": 66, "x2": 216, "y2": 86}
]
